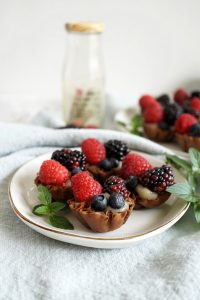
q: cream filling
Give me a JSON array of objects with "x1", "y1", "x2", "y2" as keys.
[
  {"x1": 136, "y1": 184, "x2": 158, "y2": 200},
  {"x1": 106, "y1": 201, "x2": 129, "y2": 213}
]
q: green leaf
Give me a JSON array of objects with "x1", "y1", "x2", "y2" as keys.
[
  {"x1": 189, "y1": 148, "x2": 200, "y2": 171},
  {"x1": 37, "y1": 185, "x2": 52, "y2": 205},
  {"x1": 50, "y1": 202, "x2": 66, "y2": 213},
  {"x1": 32, "y1": 204, "x2": 51, "y2": 215},
  {"x1": 194, "y1": 203, "x2": 200, "y2": 223},
  {"x1": 130, "y1": 114, "x2": 143, "y2": 136},
  {"x1": 167, "y1": 183, "x2": 197, "y2": 202},
  {"x1": 49, "y1": 215, "x2": 74, "y2": 230},
  {"x1": 166, "y1": 154, "x2": 191, "y2": 172}
]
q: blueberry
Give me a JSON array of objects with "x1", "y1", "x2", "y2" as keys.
[
  {"x1": 189, "y1": 124, "x2": 200, "y2": 137},
  {"x1": 156, "y1": 94, "x2": 170, "y2": 107},
  {"x1": 158, "y1": 122, "x2": 170, "y2": 130},
  {"x1": 71, "y1": 168, "x2": 82, "y2": 176},
  {"x1": 91, "y1": 194, "x2": 108, "y2": 211},
  {"x1": 98, "y1": 159, "x2": 112, "y2": 171},
  {"x1": 125, "y1": 176, "x2": 138, "y2": 192},
  {"x1": 109, "y1": 158, "x2": 119, "y2": 168},
  {"x1": 109, "y1": 193, "x2": 125, "y2": 209},
  {"x1": 191, "y1": 91, "x2": 200, "y2": 98}
]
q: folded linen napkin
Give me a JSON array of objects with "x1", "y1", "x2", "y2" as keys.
[{"x1": 0, "y1": 122, "x2": 199, "y2": 300}]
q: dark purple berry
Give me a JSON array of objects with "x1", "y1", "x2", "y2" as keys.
[
  {"x1": 105, "y1": 140, "x2": 129, "y2": 161},
  {"x1": 108, "y1": 193, "x2": 125, "y2": 209},
  {"x1": 91, "y1": 194, "x2": 108, "y2": 211}
]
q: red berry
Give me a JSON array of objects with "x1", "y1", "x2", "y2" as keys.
[
  {"x1": 174, "y1": 89, "x2": 189, "y2": 105},
  {"x1": 104, "y1": 176, "x2": 130, "y2": 199},
  {"x1": 71, "y1": 171, "x2": 102, "y2": 202},
  {"x1": 81, "y1": 138, "x2": 106, "y2": 165},
  {"x1": 139, "y1": 95, "x2": 158, "y2": 111},
  {"x1": 39, "y1": 160, "x2": 69, "y2": 186},
  {"x1": 85, "y1": 124, "x2": 98, "y2": 129},
  {"x1": 190, "y1": 97, "x2": 200, "y2": 112},
  {"x1": 143, "y1": 104, "x2": 164, "y2": 123},
  {"x1": 121, "y1": 153, "x2": 152, "y2": 179},
  {"x1": 175, "y1": 113, "x2": 198, "y2": 134}
]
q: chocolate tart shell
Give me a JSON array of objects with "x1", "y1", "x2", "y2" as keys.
[
  {"x1": 136, "y1": 191, "x2": 170, "y2": 209},
  {"x1": 35, "y1": 176, "x2": 73, "y2": 202},
  {"x1": 143, "y1": 123, "x2": 174, "y2": 142},
  {"x1": 86, "y1": 164, "x2": 120, "y2": 183},
  {"x1": 68, "y1": 197, "x2": 135, "y2": 233},
  {"x1": 175, "y1": 133, "x2": 200, "y2": 152}
]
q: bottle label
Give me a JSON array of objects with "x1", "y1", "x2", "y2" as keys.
[{"x1": 68, "y1": 88, "x2": 104, "y2": 126}]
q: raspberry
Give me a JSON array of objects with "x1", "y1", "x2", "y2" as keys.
[
  {"x1": 175, "y1": 113, "x2": 198, "y2": 134},
  {"x1": 105, "y1": 140, "x2": 129, "y2": 161},
  {"x1": 190, "y1": 97, "x2": 200, "y2": 112},
  {"x1": 139, "y1": 165, "x2": 174, "y2": 193},
  {"x1": 81, "y1": 138, "x2": 106, "y2": 165},
  {"x1": 174, "y1": 89, "x2": 189, "y2": 105},
  {"x1": 51, "y1": 149, "x2": 86, "y2": 171},
  {"x1": 121, "y1": 153, "x2": 152, "y2": 179},
  {"x1": 143, "y1": 104, "x2": 164, "y2": 123},
  {"x1": 103, "y1": 176, "x2": 130, "y2": 199},
  {"x1": 39, "y1": 160, "x2": 69, "y2": 187},
  {"x1": 71, "y1": 171, "x2": 102, "y2": 202},
  {"x1": 139, "y1": 95, "x2": 158, "y2": 111}
]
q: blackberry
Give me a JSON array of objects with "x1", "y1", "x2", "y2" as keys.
[
  {"x1": 189, "y1": 123, "x2": 200, "y2": 137},
  {"x1": 104, "y1": 176, "x2": 130, "y2": 199},
  {"x1": 139, "y1": 165, "x2": 174, "y2": 193},
  {"x1": 191, "y1": 91, "x2": 200, "y2": 99},
  {"x1": 164, "y1": 104, "x2": 182, "y2": 125},
  {"x1": 51, "y1": 149, "x2": 86, "y2": 171},
  {"x1": 158, "y1": 122, "x2": 170, "y2": 130},
  {"x1": 105, "y1": 140, "x2": 129, "y2": 161},
  {"x1": 156, "y1": 94, "x2": 170, "y2": 107}
]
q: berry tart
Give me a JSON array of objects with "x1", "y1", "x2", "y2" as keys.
[
  {"x1": 175, "y1": 113, "x2": 200, "y2": 151},
  {"x1": 140, "y1": 95, "x2": 177, "y2": 142},
  {"x1": 35, "y1": 159, "x2": 73, "y2": 202},
  {"x1": 82, "y1": 138, "x2": 128, "y2": 182},
  {"x1": 35, "y1": 149, "x2": 86, "y2": 201},
  {"x1": 68, "y1": 171, "x2": 135, "y2": 232},
  {"x1": 121, "y1": 153, "x2": 174, "y2": 208}
]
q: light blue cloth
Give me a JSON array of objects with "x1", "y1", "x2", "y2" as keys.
[{"x1": 0, "y1": 122, "x2": 199, "y2": 300}]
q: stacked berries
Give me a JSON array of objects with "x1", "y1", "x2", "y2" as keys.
[
  {"x1": 36, "y1": 138, "x2": 175, "y2": 217},
  {"x1": 139, "y1": 88, "x2": 200, "y2": 149}
]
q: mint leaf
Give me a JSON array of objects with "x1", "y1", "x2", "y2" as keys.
[
  {"x1": 189, "y1": 148, "x2": 200, "y2": 171},
  {"x1": 194, "y1": 203, "x2": 200, "y2": 223},
  {"x1": 167, "y1": 183, "x2": 197, "y2": 202},
  {"x1": 49, "y1": 215, "x2": 74, "y2": 230},
  {"x1": 166, "y1": 154, "x2": 191, "y2": 172},
  {"x1": 130, "y1": 114, "x2": 143, "y2": 136},
  {"x1": 50, "y1": 202, "x2": 66, "y2": 213},
  {"x1": 38, "y1": 185, "x2": 52, "y2": 205},
  {"x1": 33, "y1": 204, "x2": 51, "y2": 215}
]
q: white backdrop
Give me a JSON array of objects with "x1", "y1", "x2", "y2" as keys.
[{"x1": 1, "y1": 0, "x2": 200, "y2": 120}]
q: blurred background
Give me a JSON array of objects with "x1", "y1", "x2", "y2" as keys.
[{"x1": 1, "y1": 0, "x2": 200, "y2": 122}]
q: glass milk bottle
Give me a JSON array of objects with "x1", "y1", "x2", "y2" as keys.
[{"x1": 63, "y1": 22, "x2": 105, "y2": 127}]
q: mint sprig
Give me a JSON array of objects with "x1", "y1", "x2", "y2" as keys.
[
  {"x1": 166, "y1": 148, "x2": 200, "y2": 223},
  {"x1": 130, "y1": 114, "x2": 143, "y2": 136},
  {"x1": 32, "y1": 185, "x2": 74, "y2": 230}
]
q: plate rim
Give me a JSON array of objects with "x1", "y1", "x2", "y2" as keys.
[{"x1": 8, "y1": 153, "x2": 190, "y2": 243}]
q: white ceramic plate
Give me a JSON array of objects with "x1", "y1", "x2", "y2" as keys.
[{"x1": 8, "y1": 151, "x2": 189, "y2": 249}]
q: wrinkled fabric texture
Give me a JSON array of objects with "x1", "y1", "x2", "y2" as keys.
[{"x1": 0, "y1": 122, "x2": 199, "y2": 300}]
